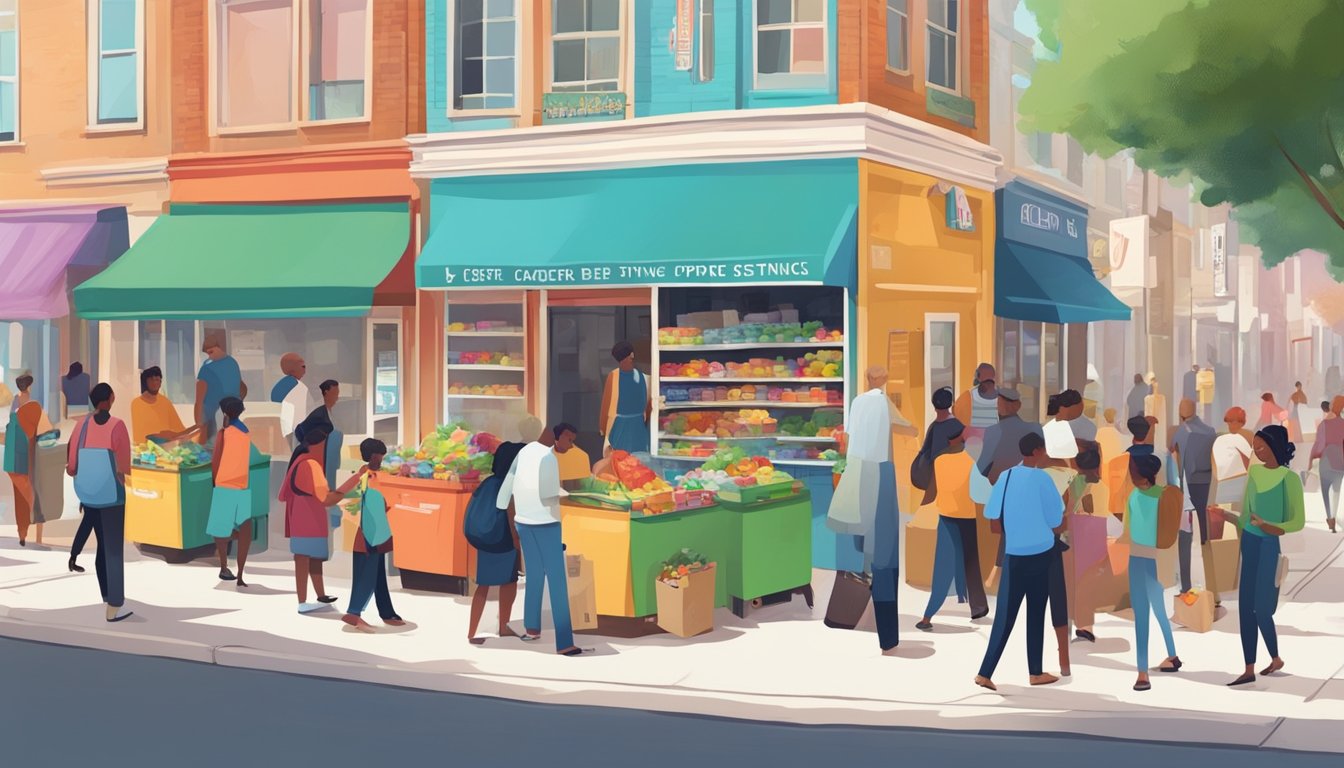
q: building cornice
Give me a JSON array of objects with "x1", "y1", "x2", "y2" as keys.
[
  {"x1": 168, "y1": 141, "x2": 410, "y2": 180},
  {"x1": 408, "y1": 103, "x2": 1003, "y2": 190},
  {"x1": 40, "y1": 158, "x2": 169, "y2": 189}
]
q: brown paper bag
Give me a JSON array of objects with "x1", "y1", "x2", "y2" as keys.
[
  {"x1": 1172, "y1": 590, "x2": 1215, "y2": 633},
  {"x1": 656, "y1": 565, "x2": 715, "y2": 638},
  {"x1": 566, "y1": 554, "x2": 598, "y2": 631}
]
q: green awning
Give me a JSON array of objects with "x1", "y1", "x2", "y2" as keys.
[
  {"x1": 74, "y1": 202, "x2": 411, "y2": 320},
  {"x1": 417, "y1": 160, "x2": 859, "y2": 290}
]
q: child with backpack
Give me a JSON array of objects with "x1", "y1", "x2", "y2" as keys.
[
  {"x1": 341, "y1": 438, "x2": 405, "y2": 633},
  {"x1": 464, "y1": 438, "x2": 525, "y2": 645},
  {"x1": 1123, "y1": 453, "x2": 1184, "y2": 691}
]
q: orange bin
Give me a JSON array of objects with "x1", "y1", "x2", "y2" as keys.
[{"x1": 380, "y1": 475, "x2": 478, "y2": 578}]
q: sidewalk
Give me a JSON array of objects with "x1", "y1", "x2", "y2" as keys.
[{"x1": 2, "y1": 505, "x2": 1342, "y2": 753}]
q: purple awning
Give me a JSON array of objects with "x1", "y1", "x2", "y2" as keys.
[{"x1": 0, "y1": 205, "x2": 129, "y2": 320}]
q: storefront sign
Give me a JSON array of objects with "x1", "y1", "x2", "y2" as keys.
[
  {"x1": 1000, "y1": 181, "x2": 1085, "y2": 259},
  {"x1": 426, "y1": 258, "x2": 821, "y2": 289},
  {"x1": 945, "y1": 185, "x2": 975, "y2": 232},
  {"x1": 542, "y1": 93, "x2": 627, "y2": 124},
  {"x1": 1211, "y1": 222, "x2": 1228, "y2": 297},
  {"x1": 674, "y1": 0, "x2": 695, "y2": 71},
  {"x1": 1108, "y1": 215, "x2": 1151, "y2": 289}
]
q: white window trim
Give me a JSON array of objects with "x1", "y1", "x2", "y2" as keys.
[
  {"x1": 885, "y1": 0, "x2": 910, "y2": 75},
  {"x1": 924, "y1": 312, "x2": 960, "y2": 426},
  {"x1": 924, "y1": 0, "x2": 961, "y2": 95},
  {"x1": 751, "y1": 1, "x2": 829, "y2": 91},
  {"x1": 696, "y1": 0, "x2": 713, "y2": 83},
  {"x1": 300, "y1": 0, "x2": 373, "y2": 126},
  {"x1": 0, "y1": 1, "x2": 19, "y2": 145},
  {"x1": 209, "y1": 0, "x2": 371, "y2": 136},
  {"x1": 86, "y1": 0, "x2": 146, "y2": 132},
  {"x1": 367, "y1": 317, "x2": 405, "y2": 447},
  {"x1": 447, "y1": 0, "x2": 523, "y2": 118},
  {"x1": 546, "y1": 0, "x2": 625, "y2": 94}
]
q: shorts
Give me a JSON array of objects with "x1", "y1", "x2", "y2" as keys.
[{"x1": 205, "y1": 486, "x2": 252, "y2": 539}]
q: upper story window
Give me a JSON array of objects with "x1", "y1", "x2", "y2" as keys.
[
  {"x1": 454, "y1": 0, "x2": 518, "y2": 111},
  {"x1": 755, "y1": 0, "x2": 827, "y2": 90},
  {"x1": 88, "y1": 0, "x2": 144, "y2": 129},
  {"x1": 0, "y1": 0, "x2": 17, "y2": 143},
  {"x1": 886, "y1": 0, "x2": 909, "y2": 73},
  {"x1": 551, "y1": 0, "x2": 621, "y2": 93},
  {"x1": 214, "y1": 0, "x2": 369, "y2": 132},
  {"x1": 926, "y1": 0, "x2": 959, "y2": 93}
]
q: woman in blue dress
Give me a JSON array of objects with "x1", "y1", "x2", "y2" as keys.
[
  {"x1": 600, "y1": 341, "x2": 650, "y2": 454},
  {"x1": 466, "y1": 437, "x2": 525, "y2": 645}
]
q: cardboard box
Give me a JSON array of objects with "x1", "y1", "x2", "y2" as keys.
[
  {"x1": 674, "y1": 310, "x2": 738, "y2": 330},
  {"x1": 655, "y1": 564, "x2": 715, "y2": 638},
  {"x1": 566, "y1": 554, "x2": 599, "y2": 631},
  {"x1": 1172, "y1": 589, "x2": 1215, "y2": 632},
  {"x1": 904, "y1": 522, "x2": 938, "y2": 589}
]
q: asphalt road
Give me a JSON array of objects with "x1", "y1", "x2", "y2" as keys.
[{"x1": 0, "y1": 637, "x2": 1336, "y2": 768}]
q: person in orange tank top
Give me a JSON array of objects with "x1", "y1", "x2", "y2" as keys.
[{"x1": 206, "y1": 397, "x2": 254, "y2": 586}]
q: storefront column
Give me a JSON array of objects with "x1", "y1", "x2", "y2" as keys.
[{"x1": 99, "y1": 321, "x2": 139, "y2": 425}]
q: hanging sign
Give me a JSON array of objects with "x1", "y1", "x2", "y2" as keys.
[
  {"x1": 945, "y1": 185, "x2": 975, "y2": 232},
  {"x1": 1211, "y1": 222, "x2": 1228, "y2": 297},
  {"x1": 674, "y1": 0, "x2": 695, "y2": 71},
  {"x1": 542, "y1": 93, "x2": 626, "y2": 124}
]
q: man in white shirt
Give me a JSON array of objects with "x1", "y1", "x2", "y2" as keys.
[
  {"x1": 831, "y1": 367, "x2": 912, "y2": 653},
  {"x1": 497, "y1": 422, "x2": 582, "y2": 656},
  {"x1": 270, "y1": 353, "x2": 309, "y2": 448}
]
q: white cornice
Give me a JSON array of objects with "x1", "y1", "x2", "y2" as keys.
[
  {"x1": 408, "y1": 103, "x2": 1003, "y2": 190},
  {"x1": 40, "y1": 158, "x2": 169, "y2": 189}
]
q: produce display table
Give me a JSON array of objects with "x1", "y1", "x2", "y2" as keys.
[
  {"x1": 126, "y1": 449, "x2": 270, "y2": 564},
  {"x1": 380, "y1": 474, "x2": 477, "y2": 595},
  {"x1": 719, "y1": 491, "x2": 813, "y2": 617}
]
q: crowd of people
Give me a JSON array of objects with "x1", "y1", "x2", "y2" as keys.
[{"x1": 835, "y1": 363, "x2": 1313, "y2": 692}]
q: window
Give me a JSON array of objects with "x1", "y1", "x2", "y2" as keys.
[
  {"x1": 138, "y1": 321, "x2": 199, "y2": 405},
  {"x1": 926, "y1": 0, "x2": 959, "y2": 92},
  {"x1": 88, "y1": 0, "x2": 143, "y2": 128},
  {"x1": 886, "y1": 0, "x2": 909, "y2": 72},
  {"x1": 454, "y1": 0, "x2": 517, "y2": 111},
  {"x1": 755, "y1": 0, "x2": 827, "y2": 90},
  {"x1": 307, "y1": 0, "x2": 368, "y2": 120},
  {"x1": 697, "y1": 0, "x2": 714, "y2": 82},
  {"x1": 925, "y1": 314, "x2": 958, "y2": 424},
  {"x1": 551, "y1": 0, "x2": 621, "y2": 93},
  {"x1": 217, "y1": 0, "x2": 296, "y2": 128},
  {"x1": 1066, "y1": 138, "x2": 1084, "y2": 185},
  {"x1": 1105, "y1": 162, "x2": 1123, "y2": 208},
  {"x1": 0, "y1": 0, "x2": 17, "y2": 143},
  {"x1": 1028, "y1": 132, "x2": 1052, "y2": 168}
]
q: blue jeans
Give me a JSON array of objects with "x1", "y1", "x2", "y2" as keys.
[
  {"x1": 348, "y1": 550, "x2": 397, "y2": 619},
  {"x1": 924, "y1": 517, "x2": 987, "y2": 619},
  {"x1": 1128, "y1": 556, "x2": 1176, "y2": 671},
  {"x1": 1239, "y1": 534, "x2": 1281, "y2": 665},
  {"x1": 518, "y1": 522, "x2": 574, "y2": 652},
  {"x1": 1320, "y1": 466, "x2": 1343, "y2": 522}
]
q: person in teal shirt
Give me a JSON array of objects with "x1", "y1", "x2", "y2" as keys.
[
  {"x1": 1210, "y1": 425, "x2": 1305, "y2": 687},
  {"x1": 1122, "y1": 454, "x2": 1181, "y2": 692},
  {"x1": 195, "y1": 333, "x2": 246, "y2": 444},
  {"x1": 600, "y1": 341, "x2": 650, "y2": 454}
]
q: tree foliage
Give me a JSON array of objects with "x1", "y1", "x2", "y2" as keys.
[{"x1": 1019, "y1": 0, "x2": 1344, "y2": 270}]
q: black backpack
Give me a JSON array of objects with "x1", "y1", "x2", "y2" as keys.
[{"x1": 464, "y1": 481, "x2": 513, "y2": 553}]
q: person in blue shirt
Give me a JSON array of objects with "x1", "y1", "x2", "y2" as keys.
[
  {"x1": 341, "y1": 438, "x2": 405, "y2": 633},
  {"x1": 975, "y1": 431, "x2": 1065, "y2": 691},
  {"x1": 195, "y1": 333, "x2": 247, "y2": 444}
]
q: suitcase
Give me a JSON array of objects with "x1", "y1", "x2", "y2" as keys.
[{"x1": 824, "y1": 571, "x2": 871, "y2": 630}]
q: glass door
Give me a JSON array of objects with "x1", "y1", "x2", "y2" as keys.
[{"x1": 370, "y1": 320, "x2": 402, "y2": 446}]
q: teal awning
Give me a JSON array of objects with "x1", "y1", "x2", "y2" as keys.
[
  {"x1": 418, "y1": 160, "x2": 859, "y2": 289},
  {"x1": 995, "y1": 241, "x2": 1131, "y2": 324},
  {"x1": 74, "y1": 203, "x2": 412, "y2": 320}
]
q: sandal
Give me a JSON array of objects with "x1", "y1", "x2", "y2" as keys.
[
  {"x1": 1075, "y1": 629, "x2": 1096, "y2": 643},
  {"x1": 915, "y1": 620, "x2": 933, "y2": 632},
  {"x1": 1260, "y1": 660, "x2": 1285, "y2": 676},
  {"x1": 1133, "y1": 680, "x2": 1151, "y2": 692},
  {"x1": 559, "y1": 647, "x2": 584, "y2": 657},
  {"x1": 1159, "y1": 657, "x2": 1183, "y2": 673},
  {"x1": 1228, "y1": 673, "x2": 1256, "y2": 687}
]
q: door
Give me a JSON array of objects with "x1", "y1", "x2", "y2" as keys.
[
  {"x1": 924, "y1": 314, "x2": 959, "y2": 426},
  {"x1": 370, "y1": 321, "x2": 403, "y2": 446},
  {"x1": 547, "y1": 305, "x2": 651, "y2": 462}
]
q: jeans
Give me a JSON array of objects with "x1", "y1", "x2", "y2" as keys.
[
  {"x1": 1178, "y1": 482, "x2": 1213, "y2": 593},
  {"x1": 1320, "y1": 465, "x2": 1343, "y2": 522},
  {"x1": 1128, "y1": 556, "x2": 1176, "y2": 671},
  {"x1": 1239, "y1": 534, "x2": 1282, "y2": 665},
  {"x1": 348, "y1": 550, "x2": 397, "y2": 619},
  {"x1": 71, "y1": 507, "x2": 96, "y2": 559},
  {"x1": 86, "y1": 505, "x2": 126, "y2": 608},
  {"x1": 517, "y1": 522, "x2": 573, "y2": 652},
  {"x1": 871, "y1": 566, "x2": 899, "y2": 651},
  {"x1": 924, "y1": 517, "x2": 987, "y2": 618},
  {"x1": 978, "y1": 549, "x2": 1052, "y2": 679}
]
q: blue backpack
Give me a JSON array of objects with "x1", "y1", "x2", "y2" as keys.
[{"x1": 464, "y1": 480, "x2": 513, "y2": 553}]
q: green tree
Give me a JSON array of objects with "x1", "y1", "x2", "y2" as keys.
[{"x1": 1019, "y1": 0, "x2": 1344, "y2": 269}]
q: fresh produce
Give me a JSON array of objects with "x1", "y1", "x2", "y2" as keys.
[
  {"x1": 658, "y1": 353, "x2": 843, "y2": 380},
  {"x1": 133, "y1": 440, "x2": 212, "y2": 470},
  {"x1": 658, "y1": 327, "x2": 704, "y2": 346},
  {"x1": 385, "y1": 422, "x2": 496, "y2": 482},
  {"x1": 658, "y1": 548, "x2": 714, "y2": 584},
  {"x1": 608, "y1": 450, "x2": 670, "y2": 497},
  {"x1": 445, "y1": 382, "x2": 522, "y2": 396},
  {"x1": 456, "y1": 351, "x2": 520, "y2": 367}
]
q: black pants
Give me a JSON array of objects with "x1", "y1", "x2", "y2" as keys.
[
  {"x1": 348, "y1": 550, "x2": 397, "y2": 619},
  {"x1": 978, "y1": 549, "x2": 1052, "y2": 679},
  {"x1": 1047, "y1": 542, "x2": 1068, "y2": 629},
  {"x1": 71, "y1": 506, "x2": 96, "y2": 559},
  {"x1": 871, "y1": 567, "x2": 899, "y2": 651},
  {"x1": 86, "y1": 505, "x2": 126, "y2": 608},
  {"x1": 1179, "y1": 482, "x2": 1212, "y2": 593}
]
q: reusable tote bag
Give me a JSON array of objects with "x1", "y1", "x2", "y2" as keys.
[{"x1": 73, "y1": 417, "x2": 123, "y2": 508}]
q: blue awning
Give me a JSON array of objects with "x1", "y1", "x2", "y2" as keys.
[
  {"x1": 995, "y1": 240, "x2": 1131, "y2": 324},
  {"x1": 417, "y1": 160, "x2": 858, "y2": 290}
]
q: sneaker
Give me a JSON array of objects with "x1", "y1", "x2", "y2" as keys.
[{"x1": 298, "y1": 602, "x2": 327, "y2": 614}]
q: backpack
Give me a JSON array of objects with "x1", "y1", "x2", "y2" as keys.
[
  {"x1": 1156, "y1": 485, "x2": 1183, "y2": 550},
  {"x1": 910, "y1": 429, "x2": 935, "y2": 491},
  {"x1": 464, "y1": 481, "x2": 513, "y2": 553}
]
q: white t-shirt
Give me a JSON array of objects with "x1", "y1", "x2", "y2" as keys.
[
  {"x1": 1212, "y1": 433, "x2": 1253, "y2": 480},
  {"x1": 847, "y1": 388, "x2": 910, "y2": 463},
  {"x1": 497, "y1": 441, "x2": 566, "y2": 526},
  {"x1": 279, "y1": 382, "x2": 309, "y2": 437}
]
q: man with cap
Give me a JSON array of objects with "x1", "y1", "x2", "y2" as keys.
[{"x1": 977, "y1": 387, "x2": 1042, "y2": 486}]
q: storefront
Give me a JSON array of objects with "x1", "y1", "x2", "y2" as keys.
[{"x1": 994, "y1": 180, "x2": 1130, "y2": 422}]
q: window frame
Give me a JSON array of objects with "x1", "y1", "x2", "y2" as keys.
[
  {"x1": 547, "y1": 0, "x2": 625, "y2": 94},
  {"x1": 300, "y1": 0, "x2": 373, "y2": 125},
  {"x1": 86, "y1": 0, "x2": 146, "y2": 133},
  {"x1": 697, "y1": 0, "x2": 714, "y2": 83},
  {"x1": 924, "y1": 0, "x2": 961, "y2": 95},
  {"x1": 885, "y1": 0, "x2": 910, "y2": 75},
  {"x1": 924, "y1": 312, "x2": 960, "y2": 426},
  {"x1": 752, "y1": 0, "x2": 830, "y2": 92},
  {"x1": 0, "y1": 0, "x2": 19, "y2": 145},
  {"x1": 448, "y1": 0, "x2": 523, "y2": 117}
]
